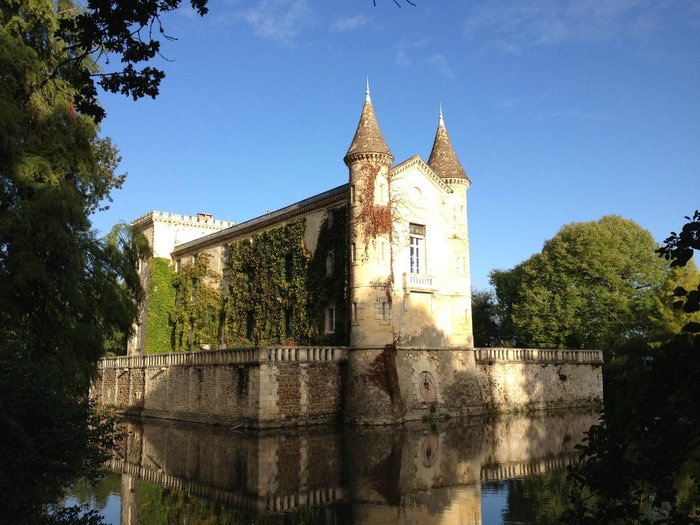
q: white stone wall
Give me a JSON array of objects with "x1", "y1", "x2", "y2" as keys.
[{"x1": 348, "y1": 157, "x2": 474, "y2": 348}]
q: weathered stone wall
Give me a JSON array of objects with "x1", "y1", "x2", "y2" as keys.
[
  {"x1": 93, "y1": 346, "x2": 602, "y2": 427},
  {"x1": 92, "y1": 347, "x2": 348, "y2": 428},
  {"x1": 344, "y1": 347, "x2": 603, "y2": 424}
]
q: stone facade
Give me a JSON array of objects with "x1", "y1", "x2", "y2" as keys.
[
  {"x1": 92, "y1": 346, "x2": 602, "y2": 427},
  {"x1": 93, "y1": 347, "x2": 347, "y2": 428}
]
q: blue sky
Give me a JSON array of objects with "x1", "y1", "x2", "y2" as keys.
[{"x1": 91, "y1": 0, "x2": 700, "y2": 290}]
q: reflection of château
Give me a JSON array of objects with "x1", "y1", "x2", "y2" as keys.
[
  {"x1": 93, "y1": 85, "x2": 603, "y2": 427},
  {"x1": 112, "y1": 410, "x2": 597, "y2": 524}
]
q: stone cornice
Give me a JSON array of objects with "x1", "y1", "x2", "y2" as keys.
[
  {"x1": 344, "y1": 151, "x2": 394, "y2": 166},
  {"x1": 443, "y1": 177, "x2": 470, "y2": 188}
]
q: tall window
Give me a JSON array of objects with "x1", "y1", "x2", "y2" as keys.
[
  {"x1": 326, "y1": 306, "x2": 336, "y2": 334},
  {"x1": 409, "y1": 223, "x2": 425, "y2": 274}
]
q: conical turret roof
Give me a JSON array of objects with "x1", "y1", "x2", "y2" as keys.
[
  {"x1": 428, "y1": 107, "x2": 469, "y2": 182},
  {"x1": 344, "y1": 82, "x2": 393, "y2": 165}
]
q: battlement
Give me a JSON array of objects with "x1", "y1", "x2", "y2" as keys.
[{"x1": 132, "y1": 210, "x2": 236, "y2": 229}]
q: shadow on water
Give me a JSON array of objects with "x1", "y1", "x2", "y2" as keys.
[{"x1": 71, "y1": 409, "x2": 598, "y2": 524}]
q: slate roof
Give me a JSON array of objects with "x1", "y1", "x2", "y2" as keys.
[
  {"x1": 427, "y1": 111, "x2": 469, "y2": 182},
  {"x1": 344, "y1": 86, "x2": 393, "y2": 164}
]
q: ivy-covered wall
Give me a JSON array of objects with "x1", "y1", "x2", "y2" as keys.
[
  {"x1": 307, "y1": 207, "x2": 349, "y2": 345},
  {"x1": 224, "y1": 221, "x2": 309, "y2": 346},
  {"x1": 162, "y1": 206, "x2": 349, "y2": 352},
  {"x1": 171, "y1": 252, "x2": 221, "y2": 352},
  {"x1": 145, "y1": 258, "x2": 176, "y2": 354}
]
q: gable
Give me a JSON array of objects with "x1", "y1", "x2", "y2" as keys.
[{"x1": 390, "y1": 155, "x2": 453, "y2": 195}]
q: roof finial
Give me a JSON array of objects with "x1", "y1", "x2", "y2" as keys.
[
  {"x1": 365, "y1": 77, "x2": 371, "y2": 102},
  {"x1": 439, "y1": 102, "x2": 444, "y2": 127}
]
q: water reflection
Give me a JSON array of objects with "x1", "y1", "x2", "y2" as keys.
[{"x1": 85, "y1": 410, "x2": 597, "y2": 524}]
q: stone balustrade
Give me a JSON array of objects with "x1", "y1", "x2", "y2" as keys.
[
  {"x1": 110, "y1": 458, "x2": 345, "y2": 511},
  {"x1": 98, "y1": 346, "x2": 349, "y2": 369},
  {"x1": 480, "y1": 455, "x2": 580, "y2": 482},
  {"x1": 474, "y1": 347, "x2": 603, "y2": 364},
  {"x1": 403, "y1": 272, "x2": 437, "y2": 292}
]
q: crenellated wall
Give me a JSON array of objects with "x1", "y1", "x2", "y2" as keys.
[{"x1": 92, "y1": 346, "x2": 602, "y2": 427}]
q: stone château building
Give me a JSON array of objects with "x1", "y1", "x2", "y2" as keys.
[
  {"x1": 96, "y1": 86, "x2": 602, "y2": 427},
  {"x1": 128, "y1": 84, "x2": 475, "y2": 356}
]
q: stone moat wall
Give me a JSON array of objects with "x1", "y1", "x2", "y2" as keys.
[
  {"x1": 93, "y1": 347, "x2": 347, "y2": 428},
  {"x1": 92, "y1": 347, "x2": 603, "y2": 427}
]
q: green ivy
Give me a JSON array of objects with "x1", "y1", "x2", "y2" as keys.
[
  {"x1": 224, "y1": 221, "x2": 312, "y2": 346},
  {"x1": 171, "y1": 252, "x2": 221, "y2": 351},
  {"x1": 307, "y1": 207, "x2": 349, "y2": 345},
  {"x1": 164, "y1": 209, "x2": 349, "y2": 352},
  {"x1": 145, "y1": 258, "x2": 176, "y2": 354},
  {"x1": 224, "y1": 211, "x2": 348, "y2": 347}
]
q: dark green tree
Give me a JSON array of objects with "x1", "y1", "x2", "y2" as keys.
[
  {"x1": 1, "y1": 0, "x2": 151, "y2": 520},
  {"x1": 471, "y1": 289, "x2": 502, "y2": 347},
  {"x1": 657, "y1": 210, "x2": 700, "y2": 330},
  {"x1": 565, "y1": 212, "x2": 700, "y2": 524}
]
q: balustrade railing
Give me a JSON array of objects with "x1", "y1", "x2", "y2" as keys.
[
  {"x1": 403, "y1": 272, "x2": 437, "y2": 292},
  {"x1": 98, "y1": 346, "x2": 349, "y2": 369},
  {"x1": 480, "y1": 456, "x2": 580, "y2": 482},
  {"x1": 474, "y1": 347, "x2": 603, "y2": 364}
]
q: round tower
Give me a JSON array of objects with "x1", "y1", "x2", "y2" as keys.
[
  {"x1": 427, "y1": 106, "x2": 474, "y2": 347},
  {"x1": 344, "y1": 81, "x2": 395, "y2": 348}
]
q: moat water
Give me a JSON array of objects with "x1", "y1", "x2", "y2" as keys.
[{"x1": 62, "y1": 409, "x2": 599, "y2": 524}]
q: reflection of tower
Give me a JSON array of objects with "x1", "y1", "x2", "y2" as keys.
[
  {"x1": 120, "y1": 474, "x2": 140, "y2": 525},
  {"x1": 347, "y1": 426, "x2": 483, "y2": 525},
  {"x1": 344, "y1": 81, "x2": 395, "y2": 348}
]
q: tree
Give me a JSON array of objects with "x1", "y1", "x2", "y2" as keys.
[
  {"x1": 471, "y1": 289, "x2": 502, "y2": 347},
  {"x1": 649, "y1": 262, "x2": 700, "y2": 342},
  {"x1": 491, "y1": 216, "x2": 669, "y2": 350},
  {"x1": 565, "y1": 212, "x2": 700, "y2": 524},
  {"x1": 657, "y1": 210, "x2": 700, "y2": 330},
  {"x1": 54, "y1": 0, "x2": 209, "y2": 122},
  {"x1": 0, "y1": 1, "x2": 150, "y2": 519}
]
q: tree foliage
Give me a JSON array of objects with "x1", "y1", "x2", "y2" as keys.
[
  {"x1": 471, "y1": 289, "x2": 502, "y2": 347},
  {"x1": 53, "y1": 0, "x2": 209, "y2": 122},
  {"x1": 0, "y1": 0, "x2": 150, "y2": 519},
  {"x1": 649, "y1": 262, "x2": 700, "y2": 341},
  {"x1": 490, "y1": 216, "x2": 669, "y2": 350},
  {"x1": 565, "y1": 212, "x2": 700, "y2": 523},
  {"x1": 657, "y1": 211, "x2": 700, "y2": 330}
]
